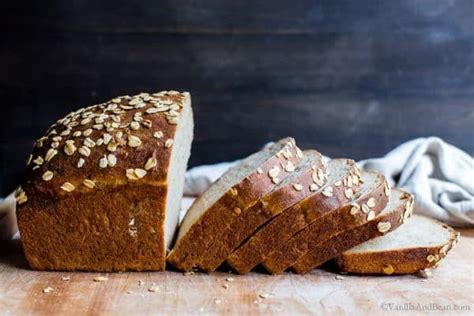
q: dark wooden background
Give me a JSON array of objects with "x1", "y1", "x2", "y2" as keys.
[{"x1": 1, "y1": 0, "x2": 473, "y2": 196}]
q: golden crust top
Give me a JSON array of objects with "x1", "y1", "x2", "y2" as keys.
[{"x1": 19, "y1": 91, "x2": 190, "y2": 200}]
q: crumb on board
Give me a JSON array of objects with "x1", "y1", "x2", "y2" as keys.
[
  {"x1": 93, "y1": 276, "x2": 109, "y2": 282},
  {"x1": 259, "y1": 293, "x2": 270, "y2": 299},
  {"x1": 148, "y1": 284, "x2": 159, "y2": 292},
  {"x1": 42, "y1": 287, "x2": 54, "y2": 293}
]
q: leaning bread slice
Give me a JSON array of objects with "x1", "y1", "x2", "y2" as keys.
[
  {"x1": 335, "y1": 215, "x2": 460, "y2": 275},
  {"x1": 168, "y1": 137, "x2": 303, "y2": 271},
  {"x1": 292, "y1": 188, "x2": 414, "y2": 274},
  {"x1": 262, "y1": 172, "x2": 390, "y2": 274},
  {"x1": 227, "y1": 158, "x2": 361, "y2": 274},
  {"x1": 197, "y1": 150, "x2": 327, "y2": 271}
]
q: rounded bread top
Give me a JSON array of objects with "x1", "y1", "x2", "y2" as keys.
[{"x1": 18, "y1": 91, "x2": 190, "y2": 201}]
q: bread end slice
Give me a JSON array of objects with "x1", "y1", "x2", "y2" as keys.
[{"x1": 335, "y1": 215, "x2": 460, "y2": 275}]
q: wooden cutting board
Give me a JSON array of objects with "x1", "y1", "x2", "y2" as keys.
[{"x1": 1, "y1": 229, "x2": 473, "y2": 315}]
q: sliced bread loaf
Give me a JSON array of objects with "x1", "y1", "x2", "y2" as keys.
[
  {"x1": 262, "y1": 172, "x2": 390, "y2": 274},
  {"x1": 292, "y1": 188, "x2": 414, "y2": 274},
  {"x1": 197, "y1": 150, "x2": 327, "y2": 271},
  {"x1": 167, "y1": 138, "x2": 303, "y2": 271},
  {"x1": 335, "y1": 215, "x2": 460, "y2": 275},
  {"x1": 17, "y1": 91, "x2": 193, "y2": 271},
  {"x1": 227, "y1": 158, "x2": 361, "y2": 274}
]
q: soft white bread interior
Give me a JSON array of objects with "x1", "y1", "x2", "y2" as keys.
[
  {"x1": 165, "y1": 96, "x2": 193, "y2": 248},
  {"x1": 345, "y1": 215, "x2": 456, "y2": 253}
]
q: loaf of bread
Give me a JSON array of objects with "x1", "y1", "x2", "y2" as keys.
[
  {"x1": 16, "y1": 104, "x2": 458, "y2": 276},
  {"x1": 16, "y1": 91, "x2": 193, "y2": 271}
]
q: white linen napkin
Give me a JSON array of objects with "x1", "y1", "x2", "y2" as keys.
[
  {"x1": 358, "y1": 137, "x2": 473, "y2": 227},
  {"x1": 0, "y1": 194, "x2": 18, "y2": 241},
  {"x1": 184, "y1": 137, "x2": 474, "y2": 227},
  {"x1": 2, "y1": 137, "x2": 473, "y2": 242}
]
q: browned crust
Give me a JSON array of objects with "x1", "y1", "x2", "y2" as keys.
[
  {"x1": 292, "y1": 189, "x2": 414, "y2": 274},
  {"x1": 19, "y1": 91, "x2": 188, "y2": 200},
  {"x1": 335, "y1": 219, "x2": 460, "y2": 275},
  {"x1": 18, "y1": 185, "x2": 167, "y2": 271},
  {"x1": 226, "y1": 159, "x2": 361, "y2": 274},
  {"x1": 16, "y1": 91, "x2": 190, "y2": 272},
  {"x1": 167, "y1": 138, "x2": 303, "y2": 272},
  {"x1": 198, "y1": 150, "x2": 326, "y2": 271},
  {"x1": 262, "y1": 173, "x2": 389, "y2": 274}
]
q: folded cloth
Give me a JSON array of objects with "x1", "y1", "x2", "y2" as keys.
[
  {"x1": 0, "y1": 194, "x2": 18, "y2": 241},
  {"x1": 2, "y1": 137, "x2": 473, "y2": 241},
  {"x1": 184, "y1": 161, "x2": 239, "y2": 197},
  {"x1": 184, "y1": 137, "x2": 474, "y2": 227},
  {"x1": 358, "y1": 137, "x2": 474, "y2": 227}
]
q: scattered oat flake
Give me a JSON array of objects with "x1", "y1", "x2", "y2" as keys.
[
  {"x1": 335, "y1": 275, "x2": 345, "y2": 280},
  {"x1": 61, "y1": 276, "x2": 70, "y2": 281},
  {"x1": 148, "y1": 284, "x2": 159, "y2": 292},
  {"x1": 184, "y1": 271, "x2": 194, "y2": 276},
  {"x1": 138, "y1": 280, "x2": 144, "y2": 286},
  {"x1": 93, "y1": 276, "x2": 109, "y2": 282},
  {"x1": 225, "y1": 277, "x2": 234, "y2": 282},
  {"x1": 214, "y1": 299, "x2": 222, "y2": 304},
  {"x1": 127, "y1": 290, "x2": 133, "y2": 294},
  {"x1": 42, "y1": 286, "x2": 54, "y2": 293},
  {"x1": 222, "y1": 284, "x2": 229, "y2": 289},
  {"x1": 259, "y1": 293, "x2": 270, "y2": 299}
]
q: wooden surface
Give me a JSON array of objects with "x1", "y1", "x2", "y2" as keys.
[
  {"x1": 1, "y1": 0, "x2": 474, "y2": 196},
  {"x1": 1, "y1": 229, "x2": 473, "y2": 315}
]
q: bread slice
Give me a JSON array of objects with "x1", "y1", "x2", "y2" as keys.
[
  {"x1": 167, "y1": 138, "x2": 303, "y2": 271},
  {"x1": 197, "y1": 150, "x2": 327, "y2": 271},
  {"x1": 227, "y1": 158, "x2": 361, "y2": 274},
  {"x1": 262, "y1": 172, "x2": 389, "y2": 274},
  {"x1": 292, "y1": 188, "x2": 414, "y2": 274},
  {"x1": 335, "y1": 215, "x2": 460, "y2": 275},
  {"x1": 17, "y1": 91, "x2": 193, "y2": 271}
]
